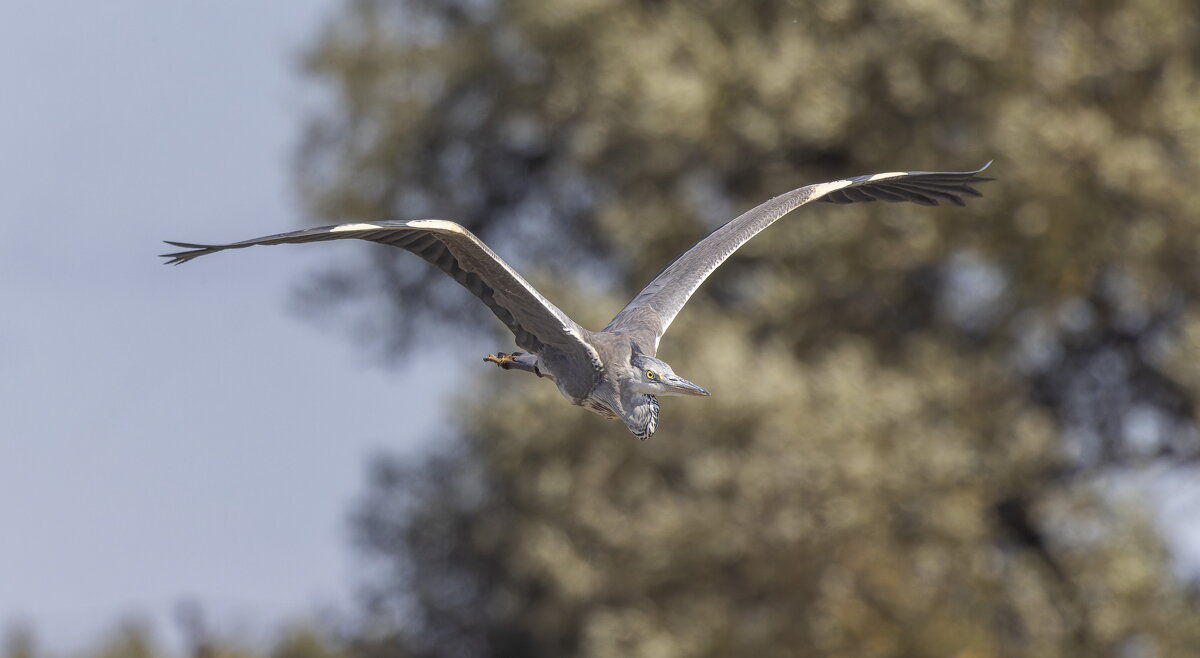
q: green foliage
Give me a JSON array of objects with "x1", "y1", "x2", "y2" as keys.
[
  {"x1": 271, "y1": 628, "x2": 354, "y2": 658},
  {"x1": 0, "y1": 622, "x2": 366, "y2": 658},
  {"x1": 92, "y1": 624, "x2": 159, "y2": 658},
  {"x1": 296, "y1": 0, "x2": 1200, "y2": 656}
]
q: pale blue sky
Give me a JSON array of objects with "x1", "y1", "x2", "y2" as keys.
[{"x1": 0, "y1": 1, "x2": 462, "y2": 650}]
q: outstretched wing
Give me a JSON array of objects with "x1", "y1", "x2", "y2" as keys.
[
  {"x1": 162, "y1": 219, "x2": 603, "y2": 396},
  {"x1": 604, "y1": 163, "x2": 993, "y2": 354}
]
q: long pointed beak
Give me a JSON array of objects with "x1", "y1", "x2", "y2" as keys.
[{"x1": 665, "y1": 375, "x2": 710, "y2": 397}]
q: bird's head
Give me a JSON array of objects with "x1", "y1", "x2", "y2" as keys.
[{"x1": 628, "y1": 354, "x2": 710, "y2": 398}]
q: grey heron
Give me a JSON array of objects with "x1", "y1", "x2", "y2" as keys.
[{"x1": 163, "y1": 164, "x2": 992, "y2": 439}]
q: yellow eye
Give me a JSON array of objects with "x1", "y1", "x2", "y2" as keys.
[{"x1": 646, "y1": 370, "x2": 656, "y2": 380}]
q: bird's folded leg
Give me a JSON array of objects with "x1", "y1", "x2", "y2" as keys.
[{"x1": 483, "y1": 352, "x2": 550, "y2": 378}]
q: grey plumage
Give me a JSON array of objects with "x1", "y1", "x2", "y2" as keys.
[{"x1": 163, "y1": 164, "x2": 992, "y2": 439}]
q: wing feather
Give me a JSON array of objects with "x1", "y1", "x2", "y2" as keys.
[
  {"x1": 162, "y1": 219, "x2": 604, "y2": 397},
  {"x1": 604, "y1": 163, "x2": 993, "y2": 353}
]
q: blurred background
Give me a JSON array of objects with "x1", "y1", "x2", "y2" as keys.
[{"x1": 4, "y1": 0, "x2": 1200, "y2": 657}]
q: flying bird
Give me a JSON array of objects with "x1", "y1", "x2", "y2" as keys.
[{"x1": 163, "y1": 164, "x2": 992, "y2": 439}]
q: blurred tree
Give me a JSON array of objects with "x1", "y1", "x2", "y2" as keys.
[
  {"x1": 297, "y1": 0, "x2": 1200, "y2": 656},
  {"x1": 272, "y1": 627, "x2": 358, "y2": 658},
  {"x1": 45, "y1": 619, "x2": 364, "y2": 658},
  {"x1": 2, "y1": 625, "x2": 36, "y2": 658},
  {"x1": 93, "y1": 623, "x2": 161, "y2": 658}
]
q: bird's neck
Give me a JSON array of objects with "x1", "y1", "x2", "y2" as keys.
[{"x1": 622, "y1": 394, "x2": 660, "y2": 440}]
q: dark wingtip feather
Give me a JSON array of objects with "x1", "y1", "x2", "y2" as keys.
[
  {"x1": 844, "y1": 161, "x2": 994, "y2": 206},
  {"x1": 162, "y1": 240, "x2": 212, "y2": 249},
  {"x1": 159, "y1": 240, "x2": 219, "y2": 265},
  {"x1": 967, "y1": 161, "x2": 995, "y2": 182}
]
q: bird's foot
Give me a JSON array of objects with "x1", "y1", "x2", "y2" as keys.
[
  {"x1": 483, "y1": 352, "x2": 522, "y2": 369},
  {"x1": 484, "y1": 351, "x2": 549, "y2": 378}
]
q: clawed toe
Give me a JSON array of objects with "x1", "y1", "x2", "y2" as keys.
[{"x1": 484, "y1": 352, "x2": 518, "y2": 368}]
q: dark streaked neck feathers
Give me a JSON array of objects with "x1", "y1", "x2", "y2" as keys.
[{"x1": 625, "y1": 394, "x2": 660, "y2": 440}]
